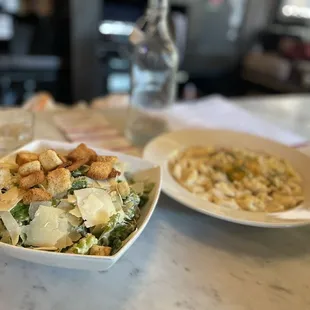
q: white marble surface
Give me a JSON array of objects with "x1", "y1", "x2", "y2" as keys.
[
  {"x1": 2, "y1": 98, "x2": 310, "y2": 310},
  {"x1": 236, "y1": 94, "x2": 310, "y2": 140}
]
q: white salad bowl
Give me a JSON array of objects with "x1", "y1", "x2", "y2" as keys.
[{"x1": 0, "y1": 140, "x2": 162, "y2": 271}]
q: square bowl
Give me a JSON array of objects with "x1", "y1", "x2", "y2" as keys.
[{"x1": 0, "y1": 140, "x2": 162, "y2": 271}]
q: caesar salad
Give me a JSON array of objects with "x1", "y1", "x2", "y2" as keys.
[{"x1": 0, "y1": 143, "x2": 154, "y2": 256}]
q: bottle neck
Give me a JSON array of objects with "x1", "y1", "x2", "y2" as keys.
[
  {"x1": 145, "y1": 0, "x2": 170, "y2": 37},
  {"x1": 148, "y1": 0, "x2": 169, "y2": 10}
]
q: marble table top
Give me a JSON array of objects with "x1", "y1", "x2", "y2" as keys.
[{"x1": 1, "y1": 96, "x2": 310, "y2": 310}]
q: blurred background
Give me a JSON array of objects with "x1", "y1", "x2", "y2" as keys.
[{"x1": 1, "y1": 0, "x2": 310, "y2": 106}]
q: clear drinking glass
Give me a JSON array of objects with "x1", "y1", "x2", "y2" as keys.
[
  {"x1": 0, "y1": 109, "x2": 34, "y2": 155},
  {"x1": 125, "y1": 0, "x2": 179, "y2": 146}
]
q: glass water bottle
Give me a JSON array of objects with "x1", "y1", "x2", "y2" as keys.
[{"x1": 125, "y1": 0, "x2": 179, "y2": 146}]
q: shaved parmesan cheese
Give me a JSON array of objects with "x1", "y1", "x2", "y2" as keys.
[
  {"x1": 67, "y1": 213, "x2": 83, "y2": 227},
  {"x1": 24, "y1": 206, "x2": 70, "y2": 248},
  {"x1": 57, "y1": 200, "x2": 74, "y2": 212},
  {"x1": 69, "y1": 206, "x2": 82, "y2": 218},
  {"x1": 0, "y1": 187, "x2": 25, "y2": 212},
  {"x1": 1, "y1": 231, "x2": 11, "y2": 244},
  {"x1": 84, "y1": 177, "x2": 98, "y2": 188},
  {"x1": 110, "y1": 191, "x2": 123, "y2": 211},
  {"x1": 82, "y1": 194, "x2": 112, "y2": 227},
  {"x1": 54, "y1": 191, "x2": 68, "y2": 199},
  {"x1": 1, "y1": 211, "x2": 21, "y2": 245},
  {"x1": 67, "y1": 195, "x2": 77, "y2": 204},
  {"x1": 93, "y1": 179, "x2": 118, "y2": 191},
  {"x1": 75, "y1": 188, "x2": 116, "y2": 228},
  {"x1": 91, "y1": 223, "x2": 106, "y2": 236},
  {"x1": 68, "y1": 231, "x2": 82, "y2": 242},
  {"x1": 29, "y1": 201, "x2": 52, "y2": 220},
  {"x1": 94, "y1": 180, "x2": 110, "y2": 190},
  {"x1": 55, "y1": 235, "x2": 73, "y2": 249}
]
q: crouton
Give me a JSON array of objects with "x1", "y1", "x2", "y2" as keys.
[
  {"x1": 23, "y1": 188, "x2": 52, "y2": 204},
  {"x1": 47, "y1": 168, "x2": 72, "y2": 196},
  {"x1": 90, "y1": 245, "x2": 112, "y2": 256},
  {"x1": 86, "y1": 162, "x2": 112, "y2": 180},
  {"x1": 68, "y1": 143, "x2": 97, "y2": 163},
  {"x1": 58, "y1": 160, "x2": 73, "y2": 169},
  {"x1": 16, "y1": 152, "x2": 38, "y2": 166},
  {"x1": 57, "y1": 153, "x2": 67, "y2": 163},
  {"x1": 108, "y1": 168, "x2": 121, "y2": 179},
  {"x1": 18, "y1": 160, "x2": 41, "y2": 177},
  {"x1": 87, "y1": 148, "x2": 97, "y2": 163},
  {"x1": 39, "y1": 150, "x2": 63, "y2": 171},
  {"x1": 19, "y1": 171, "x2": 45, "y2": 189},
  {"x1": 96, "y1": 155, "x2": 118, "y2": 164},
  {"x1": 67, "y1": 157, "x2": 89, "y2": 172},
  {"x1": 67, "y1": 143, "x2": 89, "y2": 160}
]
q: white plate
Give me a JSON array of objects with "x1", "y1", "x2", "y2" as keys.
[
  {"x1": 143, "y1": 129, "x2": 310, "y2": 228},
  {"x1": 0, "y1": 140, "x2": 162, "y2": 270}
]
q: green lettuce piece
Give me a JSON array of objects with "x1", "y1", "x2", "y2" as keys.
[
  {"x1": 71, "y1": 166, "x2": 89, "y2": 178},
  {"x1": 124, "y1": 192, "x2": 140, "y2": 207},
  {"x1": 72, "y1": 179, "x2": 88, "y2": 190},
  {"x1": 122, "y1": 191, "x2": 141, "y2": 219},
  {"x1": 69, "y1": 178, "x2": 88, "y2": 194},
  {"x1": 98, "y1": 213, "x2": 121, "y2": 244},
  {"x1": 10, "y1": 202, "x2": 30, "y2": 225},
  {"x1": 67, "y1": 234, "x2": 98, "y2": 254},
  {"x1": 71, "y1": 170, "x2": 83, "y2": 178},
  {"x1": 109, "y1": 222, "x2": 136, "y2": 254},
  {"x1": 110, "y1": 239, "x2": 123, "y2": 255},
  {"x1": 109, "y1": 222, "x2": 136, "y2": 241},
  {"x1": 124, "y1": 204, "x2": 140, "y2": 220}
]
